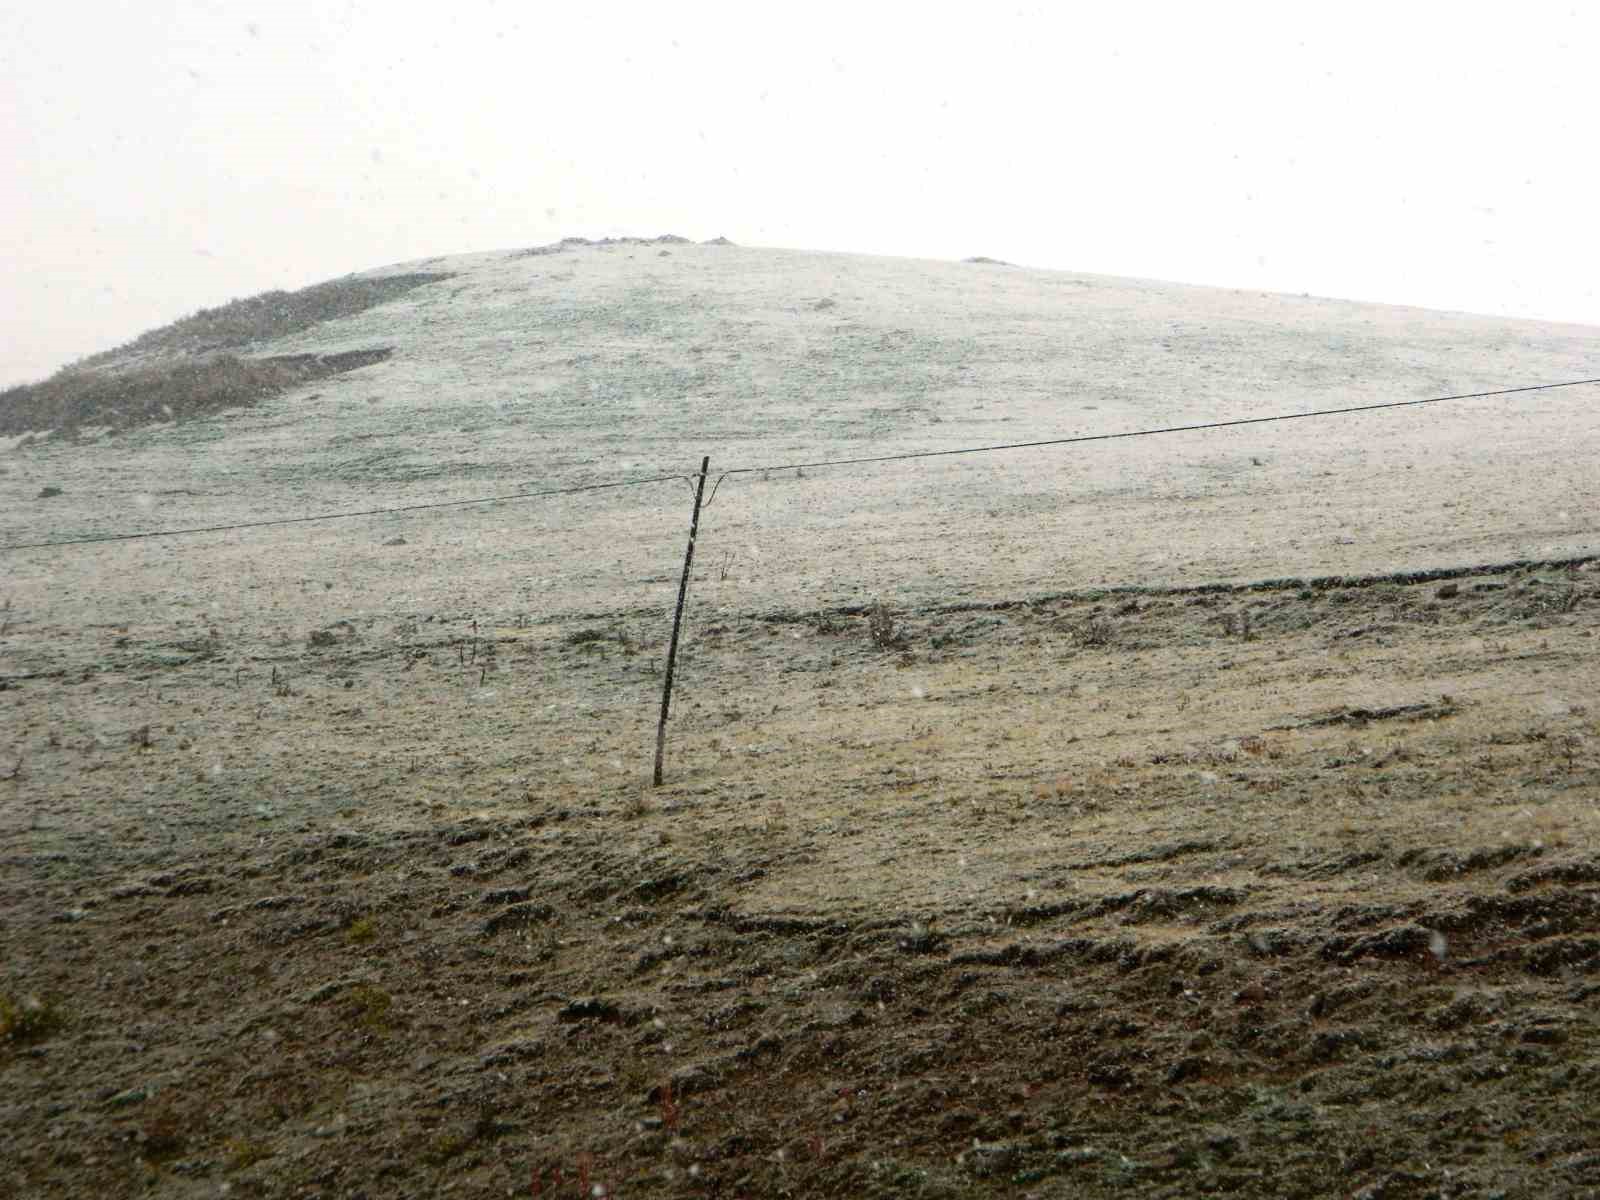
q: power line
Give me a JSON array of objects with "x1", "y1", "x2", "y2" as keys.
[
  {"x1": 721, "y1": 377, "x2": 1600, "y2": 477},
  {"x1": 0, "y1": 471, "x2": 690, "y2": 552},
  {"x1": 4, "y1": 375, "x2": 1596, "y2": 553}
]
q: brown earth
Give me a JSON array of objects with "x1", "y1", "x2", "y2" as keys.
[{"x1": 3, "y1": 556, "x2": 1598, "y2": 1199}]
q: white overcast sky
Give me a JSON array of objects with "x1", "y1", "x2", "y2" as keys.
[{"x1": 3, "y1": 1, "x2": 1596, "y2": 385}]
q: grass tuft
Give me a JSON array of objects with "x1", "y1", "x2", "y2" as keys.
[
  {"x1": 1073, "y1": 617, "x2": 1116, "y2": 648},
  {"x1": 224, "y1": 1137, "x2": 274, "y2": 1172},
  {"x1": 1, "y1": 350, "x2": 396, "y2": 438},
  {"x1": 0, "y1": 991, "x2": 66, "y2": 1046},
  {"x1": 340, "y1": 983, "x2": 395, "y2": 1033},
  {"x1": 868, "y1": 602, "x2": 906, "y2": 650}
]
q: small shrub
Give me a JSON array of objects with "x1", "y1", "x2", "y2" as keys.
[
  {"x1": 224, "y1": 1137, "x2": 273, "y2": 1172},
  {"x1": 346, "y1": 917, "x2": 376, "y2": 944},
  {"x1": 621, "y1": 792, "x2": 652, "y2": 819},
  {"x1": 868, "y1": 602, "x2": 905, "y2": 650},
  {"x1": 138, "y1": 1111, "x2": 187, "y2": 1163},
  {"x1": 1074, "y1": 617, "x2": 1115, "y2": 648},
  {"x1": 341, "y1": 983, "x2": 394, "y2": 1032},
  {"x1": 425, "y1": 1131, "x2": 471, "y2": 1165},
  {"x1": 0, "y1": 992, "x2": 66, "y2": 1045},
  {"x1": 426, "y1": 1106, "x2": 512, "y2": 1167},
  {"x1": 1219, "y1": 610, "x2": 1255, "y2": 639}
]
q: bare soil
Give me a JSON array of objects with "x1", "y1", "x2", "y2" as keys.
[{"x1": 2, "y1": 241, "x2": 1598, "y2": 1198}]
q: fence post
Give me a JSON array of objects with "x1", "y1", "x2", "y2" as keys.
[{"x1": 653, "y1": 456, "x2": 711, "y2": 786}]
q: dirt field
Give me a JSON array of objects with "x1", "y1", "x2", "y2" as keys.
[{"x1": 3, "y1": 241, "x2": 1599, "y2": 1197}]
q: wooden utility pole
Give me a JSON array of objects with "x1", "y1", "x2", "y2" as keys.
[{"x1": 653, "y1": 456, "x2": 710, "y2": 786}]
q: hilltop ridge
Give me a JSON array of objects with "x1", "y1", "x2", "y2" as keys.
[{"x1": 4, "y1": 236, "x2": 1596, "y2": 606}]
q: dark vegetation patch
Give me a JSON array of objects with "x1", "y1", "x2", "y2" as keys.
[
  {"x1": 82, "y1": 272, "x2": 450, "y2": 363},
  {"x1": 2, "y1": 268, "x2": 448, "y2": 439},
  {"x1": 0, "y1": 349, "x2": 393, "y2": 438}
]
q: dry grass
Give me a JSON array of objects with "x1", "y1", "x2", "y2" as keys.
[
  {"x1": 2, "y1": 269, "x2": 451, "y2": 437},
  {"x1": 2, "y1": 530, "x2": 1597, "y2": 1197},
  {"x1": 867, "y1": 601, "x2": 905, "y2": 649},
  {"x1": 82, "y1": 272, "x2": 450, "y2": 363},
  {"x1": 0, "y1": 992, "x2": 66, "y2": 1047},
  {"x1": 0, "y1": 349, "x2": 391, "y2": 437}
]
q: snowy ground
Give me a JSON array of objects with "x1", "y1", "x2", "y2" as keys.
[{"x1": 3, "y1": 239, "x2": 1596, "y2": 642}]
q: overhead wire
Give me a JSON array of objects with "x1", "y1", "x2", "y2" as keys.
[
  {"x1": 0, "y1": 471, "x2": 692, "y2": 552},
  {"x1": 718, "y1": 377, "x2": 1600, "y2": 478},
  {"x1": 4, "y1": 375, "x2": 1596, "y2": 554}
]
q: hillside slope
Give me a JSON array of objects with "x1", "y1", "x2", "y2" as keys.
[{"x1": 4, "y1": 237, "x2": 1596, "y2": 624}]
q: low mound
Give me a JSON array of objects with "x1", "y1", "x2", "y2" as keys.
[
  {"x1": 509, "y1": 233, "x2": 701, "y2": 259},
  {"x1": 0, "y1": 348, "x2": 392, "y2": 438}
]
